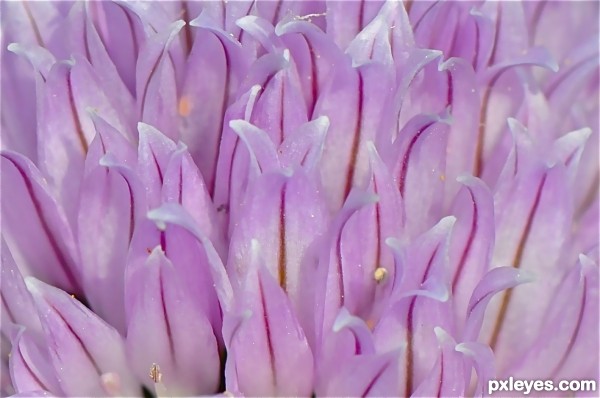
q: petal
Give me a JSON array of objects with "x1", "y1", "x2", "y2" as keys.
[
  {"x1": 387, "y1": 48, "x2": 443, "y2": 129},
  {"x1": 84, "y1": 113, "x2": 137, "y2": 176},
  {"x1": 315, "y1": 61, "x2": 397, "y2": 210},
  {"x1": 0, "y1": 152, "x2": 81, "y2": 294},
  {"x1": 147, "y1": 203, "x2": 234, "y2": 312},
  {"x1": 333, "y1": 143, "x2": 404, "y2": 323},
  {"x1": 332, "y1": 307, "x2": 376, "y2": 355},
  {"x1": 462, "y1": 267, "x2": 533, "y2": 343},
  {"x1": 179, "y1": 22, "x2": 251, "y2": 194},
  {"x1": 254, "y1": 0, "x2": 325, "y2": 28},
  {"x1": 228, "y1": 120, "x2": 280, "y2": 177},
  {"x1": 477, "y1": 50, "x2": 559, "y2": 181},
  {"x1": 236, "y1": 16, "x2": 283, "y2": 54},
  {"x1": 551, "y1": 127, "x2": 592, "y2": 186},
  {"x1": 313, "y1": 190, "x2": 379, "y2": 342},
  {"x1": 223, "y1": 265, "x2": 313, "y2": 396},
  {"x1": 372, "y1": 217, "x2": 456, "y2": 396},
  {"x1": 484, "y1": 160, "x2": 575, "y2": 369},
  {"x1": 346, "y1": 0, "x2": 400, "y2": 68},
  {"x1": 228, "y1": 170, "x2": 328, "y2": 343},
  {"x1": 245, "y1": 51, "x2": 309, "y2": 146},
  {"x1": 128, "y1": 208, "x2": 223, "y2": 336},
  {"x1": 318, "y1": 351, "x2": 400, "y2": 397},
  {"x1": 412, "y1": 328, "x2": 466, "y2": 398},
  {"x1": 279, "y1": 116, "x2": 329, "y2": 171},
  {"x1": 65, "y1": 3, "x2": 135, "y2": 138},
  {"x1": 1, "y1": 45, "x2": 40, "y2": 162},
  {"x1": 8, "y1": 330, "x2": 61, "y2": 395},
  {"x1": 448, "y1": 176, "x2": 495, "y2": 328},
  {"x1": 135, "y1": 20, "x2": 184, "y2": 140},
  {"x1": 6, "y1": 43, "x2": 56, "y2": 80},
  {"x1": 25, "y1": 278, "x2": 138, "y2": 397},
  {"x1": 0, "y1": 239, "x2": 42, "y2": 335},
  {"x1": 437, "y1": 58, "x2": 481, "y2": 207},
  {"x1": 85, "y1": 2, "x2": 145, "y2": 94},
  {"x1": 410, "y1": 2, "x2": 466, "y2": 60},
  {"x1": 324, "y1": 0, "x2": 385, "y2": 50},
  {"x1": 213, "y1": 85, "x2": 263, "y2": 236},
  {"x1": 509, "y1": 255, "x2": 599, "y2": 381},
  {"x1": 125, "y1": 247, "x2": 220, "y2": 395},
  {"x1": 0, "y1": 1, "x2": 65, "y2": 160},
  {"x1": 0, "y1": 2, "x2": 66, "y2": 53},
  {"x1": 137, "y1": 123, "x2": 177, "y2": 208},
  {"x1": 455, "y1": 342, "x2": 495, "y2": 398},
  {"x1": 390, "y1": 114, "x2": 450, "y2": 237},
  {"x1": 77, "y1": 135, "x2": 139, "y2": 333},
  {"x1": 161, "y1": 146, "x2": 223, "y2": 253},
  {"x1": 476, "y1": 1, "x2": 530, "y2": 67},
  {"x1": 275, "y1": 18, "x2": 348, "y2": 116},
  {"x1": 37, "y1": 55, "x2": 130, "y2": 225}
]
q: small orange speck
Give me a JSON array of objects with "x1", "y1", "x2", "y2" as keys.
[
  {"x1": 178, "y1": 96, "x2": 192, "y2": 117},
  {"x1": 439, "y1": 174, "x2": 446, "y2": 182},
  {"x1": 366, "y1": 318, "x2": 376, "y2": 331},
  {"x1": 70, "y1": 294, "x2": 76, "y2": 299}
]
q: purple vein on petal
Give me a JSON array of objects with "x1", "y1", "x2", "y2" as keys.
[
  {"x1": 278, "y1": 183, "x2": 287, "y2": 291},
  {"x1": 452, "y1": 188, "x2": 478, "y2": 291},
  {"x1": 49, "y1": 304, "x2": 102, "y2": 375},
  {"x1": 209, "y1": 36, "x2": 231, "y2": 198},
  {"x1": 405, "y1": 247, "x2": 438, "y2": 397},
  {"x1": 398, "y1": 122, "x2": 435, "y2": 197},
  {"x1": 158, "y1": 265, "x2": 175, "y2": 364},
  {"x1": 361, "y1": 358, "x2": 390, "y2": 397},
  {"x1": 4, "y1": 156, "x2": 81, "y2": 292},
  {"x1": 258, "y1": 276, "x2": 277, "y2": 389},
  {"x1": 489, "y1": 173, "x2": 547, "y2": 349},
  {"x1": 551, "y1": 277, "x2": 588, "y2": 377},
  {"x1": 66, "y1": 71, "x2": 89, "y2": 153},
  {"x1": 343, "y1": 73, "x2": 364, "y2": 200}
]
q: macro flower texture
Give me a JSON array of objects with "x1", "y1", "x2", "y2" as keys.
[{"x1": 0, "y1": 0, "x2": 598, "y2": 397}]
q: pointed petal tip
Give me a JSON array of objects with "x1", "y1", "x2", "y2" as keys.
[
  {"x1": 506, "y1": 117, "x2": 525, "y2": 133},
  {"x1": 170, "y1": 19, "x2": 186, "y2": 33},
  {"x1": 23, "y1": 276, "x2": 43, "y2": 296},
  {"x1": 137, "y1": 122, "x2": 159, "y2": 137},
  {"x1": 228, "y1": 119, "x2": 249, "y2": 133},
  {"x1": 98, "y1": 153, "x2": 119, "y2": 168},
  {"x1": 314, "y1": 115, "x2": 330, "y2": 129},
  {"x1": 384, "y1": 236, "x2": 403, "y2": 251},
  {"x1": 438, "y1": 215, "x2": 458, "y2": 230},
  {"x1": 147, "y1": 245, "x2": 166, "y2": 261},
  {"x1": 578, "y1": 253, "x2": 597, "y2": 269},
  {"x1": 235, "y1": 15, "x2": 260, "y2": 29},
  {"x1": 456, "y1": 174, "x2": 478, "y2": 185},
  {"x1": 6, "y1": 42, "x2": 19, "y2": 53},
  {"x1": 433, "y1": 326, "x2": 454, "y2": 344}
]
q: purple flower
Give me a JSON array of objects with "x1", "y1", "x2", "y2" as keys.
[{"x1": 1, "y1": 1, "x2": 598, "y2": 397}]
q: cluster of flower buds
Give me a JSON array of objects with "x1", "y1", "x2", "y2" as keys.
[{"x1": 1, "y1": 1, "x2": 598, "y2": 397}]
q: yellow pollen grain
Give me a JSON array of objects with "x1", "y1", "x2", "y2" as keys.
[
  {"x1": 178, "y1": 96, "x2": 192, "y2": 117},
  {"x1": 439, "y1": 174, "x2": 446, "y2": 182},
  {"x1": 374, "y1": 267, "x2": 388, "y2": 283}
]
